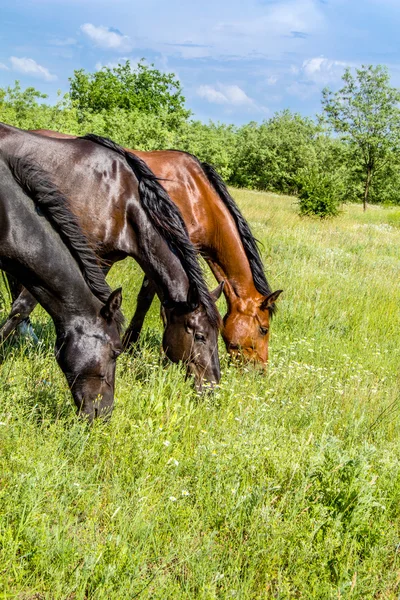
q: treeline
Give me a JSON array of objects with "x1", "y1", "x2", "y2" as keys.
[{"x1": 1, "y1": 61, "x2": 400, "y2": 210}]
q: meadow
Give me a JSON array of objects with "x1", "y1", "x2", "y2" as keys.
[{"x1": 1, "y1": 190, "x2": 400, "y2": 599}]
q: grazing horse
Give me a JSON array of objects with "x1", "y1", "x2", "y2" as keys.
[
  {"x1": 0, "y1": 123, "x2": 222, "y2": 389},
  {"x1": 0, "y1": 151, "x2": 123, "y2": 420},
  {"x1": 29, "y1": 129, "x2": 282, "y2": 365}
]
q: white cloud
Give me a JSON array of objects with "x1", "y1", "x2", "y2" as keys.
[
  {"x1": 81, "y1": 24, "x2": 132, "y2": 51},
  {"x1": 10, "y1": 57, "x2": 56, "y2": 81},
  {"x1": 302, "y1": 57, "x2": 348, "y2": 83},
  {"x1": 198, "y1": 83, "x2": 254, "y2": 107},
  {"x1": 284, "y1": 56, "x2": 349, "y2": 100},
  {"x1": 198, "y1": 85, "x2": 229, "y2": 104},
  {"x1": 267, "y1": 76, "x2": 277, "y2": 86},
  {"x1": 0, "y1": 62, "x2": 9, "y2": 71}
]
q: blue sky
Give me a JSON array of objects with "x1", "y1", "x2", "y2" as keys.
[{"x1": 1, "y1": 0, "x2": 399, "y2": 125}]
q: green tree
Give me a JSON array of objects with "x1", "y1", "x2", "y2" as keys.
[
  {"x1": 69, "y1": 60, "x2": 190, "y2": 128},
  {"x1": 231, "y1": 111, "x2": 318, "y2": 193},
  {"x1": 322, "y1": 65, "x2": 400, "y2": 210},
  {"x1": 175, "y1": 120, "x2": 237, "y2": 180},
  {"x1": 0, "y1": 81, "x2": 48, "y2": 121}
]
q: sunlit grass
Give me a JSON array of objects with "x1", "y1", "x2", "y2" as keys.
[{"x1": 1, "y1": 193, "x2": 400, "y2": 598}]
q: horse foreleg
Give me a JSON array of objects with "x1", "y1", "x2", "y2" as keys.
[
  {"x1": 122, "y1": 276, "x2": 157, "y2": 351},
  {"x1": 0, "y1": 286, "x2": 38, "y2": 344}
]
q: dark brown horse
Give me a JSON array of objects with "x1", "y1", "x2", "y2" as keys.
[
  {"x1": 29, "y1": 129, "x2": 282, "y2": 365},
  {"x1": 0, "y1": 151, "x2": 123, "y2": 420},
  {"x1": 0, "y1": 123, "x2": 222, "y2": 389}
]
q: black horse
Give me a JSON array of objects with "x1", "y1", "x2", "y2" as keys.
[
  {"x1": 0, "y1": 124, "x2": 223, "y2": 389},
  {"x1": 0, "y1": 151, "x2": 123, "y2": 420}
]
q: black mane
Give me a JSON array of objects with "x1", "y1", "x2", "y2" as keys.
[
  {"x1": 81, "y1": 134, "x2": 220, "y2": 328},
  {"x1": 161, "y1": 149, "x2": 276, "y2": 314},
  {"x1": 200, "y1": 160, "x2": 276, "y2": 316},
  {"x1": 7, "y1": 153, "x2": 124, "y2": 331}
]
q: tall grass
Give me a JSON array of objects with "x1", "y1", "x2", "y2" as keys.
[{"x1": 1, "y1": 192, "x2": 400, "y2": 598}]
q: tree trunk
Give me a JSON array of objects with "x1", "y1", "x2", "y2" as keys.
[{"x1": 363, "y1": 166, "x2": 372, "y2": 212}]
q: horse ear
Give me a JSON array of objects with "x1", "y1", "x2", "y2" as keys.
[
  {"x1": 187, "y1": 283, "x2": 199, "y2": 311},
  {"x1": 211, "y1": 281, "x2": 225, "y2": 301},
  {"x1": 223, "y1": 279, "x2": 238, "y2": 310},
  {"x1": 260, "y1": 289, "x2": 283, "y2": 311},
  {"x1": 224, "y1": 279, "x2": 237, "y2": 301},
  {"x1": 101, "y1": 287, "x2": 123, "y2": 321}
]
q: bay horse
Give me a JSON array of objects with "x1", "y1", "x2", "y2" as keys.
[
  {"x1": 0, "y1": 123, "x2": 222, "y2": 389},
  {"x1": 29, "y1": 129, "x2": 282, "y2": 365},
  {"x1": 0, "y1": 151, "x2": 123, "y2": 420}
]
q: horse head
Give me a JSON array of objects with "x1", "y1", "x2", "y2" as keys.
[
  {"x1": 162, "y1": 282, "x2": 224, "y2": 391},
  {"x1": 221, "y1": 280, "x2": 282, "y2": 366}
]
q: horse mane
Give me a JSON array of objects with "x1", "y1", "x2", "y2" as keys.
[
  {"x1": 200, "y1": 161, "x2": 277, "y2": 316},
  {"x1": 81, "y1": 134, "x2": 220, "y2": 328},
  {"x1": 6, "y1": 153, "x2": 124, "y2": 331}
]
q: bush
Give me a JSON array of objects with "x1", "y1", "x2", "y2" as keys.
[
  {"x1": 297, "y1": 166, "x2": 342, "y2": 218},
  {"x1": 230, "y1": 111, "x2": 318, "y2": 193}
]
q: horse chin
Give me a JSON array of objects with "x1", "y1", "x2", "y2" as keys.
[
  {"x1": 73, "y1": 391, "x2": 114, "y2": 423},
  {"x1": 228, "y1": 348, "x2": 268, "y2": 372},
  {"x1": 188, "y1": 362, "x2": 220, "y2": 395}
]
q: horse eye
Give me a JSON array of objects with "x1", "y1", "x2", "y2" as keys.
[
  {"x1": 194, "y1": 332, "x2": 206, "y2": 342},
  {"x1": 112, "y1": 348, "x2": 122, "y2": 359},
  {"x1": 259, "y1": 326, "x2": 269, "y2": 336}
]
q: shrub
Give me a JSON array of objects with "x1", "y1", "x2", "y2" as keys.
[{"x1": 297, "y1": 165, "x2": 342, "y2": 218}]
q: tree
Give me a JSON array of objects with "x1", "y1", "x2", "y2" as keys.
[
  {"x1": 322, "y1": 65, "x2": 400, "y2": 210},
  {"x1": 0, "y1": 81, "x2": 48, "y2": 120},
  {"x1": 175, "y1": 120, "x2": 237, "y2": 180},
  {"x1": 69, "y1": 60, "x2": 190, "y2": 128},
  {"x1": 231, "y1": 111, "x2": 318, "y2": 193}
]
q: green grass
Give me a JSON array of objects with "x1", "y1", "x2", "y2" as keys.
[{"x1": 1, "y1": 192, "x2": 400, "y2": 599}]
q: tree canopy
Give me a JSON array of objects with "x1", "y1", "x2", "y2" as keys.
[
  {"x1": 322, "y1": 65, "x2": 400, "y2": 210},
  {"x1": 69, "y1": 60, "x2": 190, "y2": 128}
]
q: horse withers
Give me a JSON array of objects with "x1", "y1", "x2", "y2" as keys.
[{"x1": 0, "y1": 152, "x2": 123, "y2": 420}]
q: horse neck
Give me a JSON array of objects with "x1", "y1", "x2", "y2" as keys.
[
  {"x1": 143, "y1": 151, "x2": 263, "y2": 307},
  {"x1": 126, "y1": 196, "x2": 191, "y2": 306},
  {"x1": 32, "y1": 269, "x2": 100, "y2": 332},
  {"x1": 156, "y1": 262, "x2": 190, "y2": 306},
  {"x1": 0, "y1": 176, "x2": 101, "y2": 331},
  {"x1": 206, "y1": 215, "x2": 262, "y2": 305}
]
